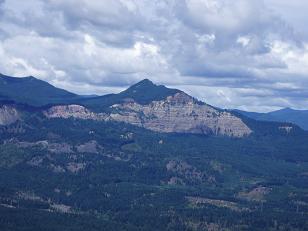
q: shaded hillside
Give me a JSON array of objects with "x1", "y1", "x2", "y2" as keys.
[
  {"x1": 0, "y1": 74, "x2": 79, "y2": 106},
  {"x1": 235, "y1": 108, "x2": 308, "y2": 130}
]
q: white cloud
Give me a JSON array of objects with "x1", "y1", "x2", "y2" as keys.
[{"x1": 0, "y1": 0, "x2": 308, "y2": 111}]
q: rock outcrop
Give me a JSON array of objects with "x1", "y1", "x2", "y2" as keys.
[
  {"x1": 44, "y1": 93, "x2": 252, "y2": 137},
  {"x1": 76, "y1": 140, "x2": 102, "y2": 154},
  {"x1": 0, "y1": 105, "x2": 19, "y2": 125},
  {"x1": 44, "y1": 105, "x2": 107, "y2": 120},
  {"x1": 110, "y1": 92, "x2": 252, "y2": 137}
]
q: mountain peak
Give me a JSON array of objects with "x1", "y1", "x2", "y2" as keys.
[
  {"x1": 278, "y1": 107, "x2": 293, "y2": 112},
  {"x1": 0, "y1": 74, "x2": 78, "y2": 106},
  {"x1": 132, "y1": 78, "x2": 155, "y2": 87},
  {"x1": 0, "y1": 74, "x2": 42, "y2": 84},
  {"x1": 118, "y1": 79, "x2": 181, "y2": 104},
  {"x1": 126, "y1": 79, "x2": 159, "y2": 92}
]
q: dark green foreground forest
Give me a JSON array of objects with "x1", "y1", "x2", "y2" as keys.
[{"x1": 1, "y1": 115, "x2": 308, "y2": 231}]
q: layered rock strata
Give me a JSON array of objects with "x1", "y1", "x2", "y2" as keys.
[{"x1": 44, "y1": 93, "x2": 252, "y2": 137}]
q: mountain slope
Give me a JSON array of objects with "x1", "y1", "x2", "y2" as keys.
[
  {"x1": 1, "y1": 76, "x2": 308, "y2": 230},
  {"x1": 269, "y1": 108, "x2": 308, "y2": 130},
  {"x1": 0, "y1": 74, "x2": 79, "y2": 106},
  {"x1": 235, "y1": 108, "x2": 308, "y2": 130},
  {"x1": 1, "y1": 102, "x2": 308, "y2": 230},
  {"x1": 77, "y1": 79, "x2": 181, "y2": 111}
]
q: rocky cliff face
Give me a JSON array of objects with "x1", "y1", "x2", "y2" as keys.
[
  {"x1": 0, "y1": 105, "x2": 19, "y2": 125},
  {"x1": 44, "y1": 93, "x2": 252, "y2": 137},
  {"x1": 44, "y1": 105, "x2": 107, "y2": 120},
  {"x1": 110, "y1": 92, "x2": 252, "y2": 137}
]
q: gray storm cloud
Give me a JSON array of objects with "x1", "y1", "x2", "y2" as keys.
[{"x1": 0, "y1": 0, "x2": 308, "y2": 112}]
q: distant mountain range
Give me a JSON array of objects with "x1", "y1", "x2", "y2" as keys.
[
  {"x1": 0, "y1": 74, "x2": 182, "y2": 109},
  {"x1": 235, "y1": 108, "x2": 308, "y2": 131},
  {"x1": 1, "y1": 73, "x2": 306, "y2": 130},
  {"x1": 0, "y1": 74, "x2": 302, "y2": 137}
]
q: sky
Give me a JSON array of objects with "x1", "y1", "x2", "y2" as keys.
[{"x1": 0, "y1": 0, "x2": 308, "y2": 112}]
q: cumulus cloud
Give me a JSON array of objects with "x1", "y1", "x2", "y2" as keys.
[{"x1": 0, "y1": 0, "x2": 307, "y2": 111}]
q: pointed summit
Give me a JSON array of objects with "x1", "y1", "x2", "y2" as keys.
[
  {"x1": 131, "y1": 78, "x2": 155, "y2": 88},
  {"x1": 126, "y1": 79, "x2": 160, "y2": 92},
  {"x1": 118, "y1": 78, "x2": 180, "y2": 104},
  {"x1": 76, "y1": 78, "x2": 181, "y2": 111}
]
